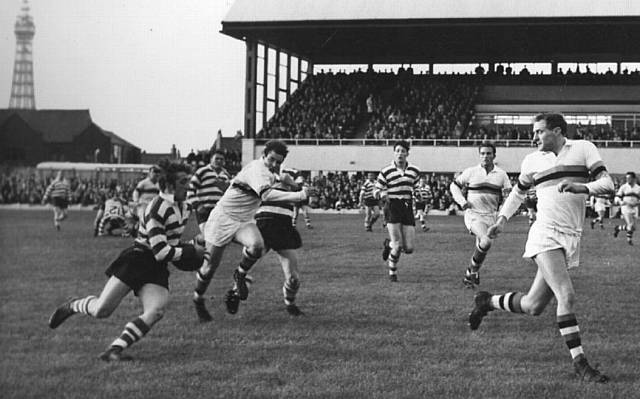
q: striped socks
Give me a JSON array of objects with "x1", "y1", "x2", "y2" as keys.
[
  {"x1": 71, "y1": 296, "x2": 97, "y2": 316},
  {"x1": 558, "y1": 313, "x2": 584, "y2": 360},
  {"x1": 110, "y1": 317, "x2": 151, "y2": 350},
  {"x1": 490, "y1": 292, "x2": 524, "y2": 313}
]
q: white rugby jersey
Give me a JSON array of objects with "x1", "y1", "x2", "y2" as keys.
[
  {"x1": 503, "y1": 139, "x2": 606, "y2": 235},
  {"x1": 216, "y1": 159, "x2": 278, "y2": 222},
  {"x1": 454, "y1": 164, "x2": 511, "y2": 214},
  {"x1": 616, "y1": 182, "x2": 640, "y2": 209}
]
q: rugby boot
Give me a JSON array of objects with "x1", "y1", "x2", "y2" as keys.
[
  {"x1": 286, "y1": 304, "x2": 304, "y2": 316},
  {"x1": 233, "y1": 269, "x2": 250, "y2": 300},
  {"x1": 48, "y1": 297, "x2": 79, "y2": 329},
  {"x1": 573, "y1": 357, "x2": 609, "y2": 383},
  {"x1": 98, "y1": 346, "x2": 133, "y2": 362},
  {"x1": 382, "y1": 238, "x2": 391, "y2": 261},
  {"x1": 224, "y1": 289, "x2": 240, "y2": 315},
  {"x1": 193, "y1": 298, "x2": 213, "y2": 323},
  {"x1": 468, "y1": 291, "x2": 493, "y2": 330}
]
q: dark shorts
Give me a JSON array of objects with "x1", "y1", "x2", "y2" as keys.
[
  {"x1": 415, "y1": 202, "x2": 427, "y2": 211},
  {"x1": 364, "y1": 198, "x2": 379, "y2": 208},
  {"x1": 196, "y1": 206, "x2": 213, "y2": 225},
  {"x1": 52, "y1": 197, "x2": 69, "y2": 209},
  {"x1": 384, "y1": 199, "x2": 415, "y2": 226},
  {"x1": 105, "y1": 244, "x2": 169, "y2": 295},
  {"x1": 257, "y1": 216, "x2": 302, "y2": 251}
]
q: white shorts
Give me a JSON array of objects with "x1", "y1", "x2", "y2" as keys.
[
  {"x1": 621, "y1": 205, "x2": 639, "y2": 218},
  {"x1": 593, "y1": 202, "x2": 607, "y2": 213},
  {"x1": 204, "y1": 206, "x2": 255, "y2": 247},
  {"x1": 464, "y1": 211, "x2": 497, "y2": 235},
  {"x1": 523, "y1": 223, "x2": 581, "y2": 269}
]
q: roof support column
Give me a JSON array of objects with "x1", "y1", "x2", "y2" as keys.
[{"x1": 244, "y1": 40, "x2": 258, "y2": 138}]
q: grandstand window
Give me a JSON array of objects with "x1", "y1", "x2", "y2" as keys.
[
  {"x1": 279, "y1": 64, "x2": 288, "y2": 89},
  {"x1": 257, "y1": 57, "x2": 265, "y2": 85},
  {"x1": 266, "y1": 101, "x2": 276, "y2": 121},
  {"x1": 267, "y1": 73, "x2": 276, "y2": 99},
  {"x1": 255, "y1": 112, "x2": 263, "y2": 132},
  {"x1": 290, "y1": 56, "x2": 299, "y2": 80},
  {"x1": 493, "y1": 115, "x2": 536, "y2": 125},
  {"x1": 301, "y1": 60, "x2": 309, "y2": 79},
  {"x1": 433, "y1": 64, "x2": 488, "y2": 74},
  {"x1": 257, "y1": 43, "x2": 265, "y2": 58},
  {"x1": 313, "y1": 64, "x2": 368, "y2": 74},
  {"x1": 621, "y1": 62, "x2": 640, "y2": 73},
  {"x1": 278, "y1": 90, "x2": 287, "y2": 106},
  {"x1": 565, "y1": 115, "x2": 612, "y2": 125},
  {"x1": 256, "y1": 85, "x2": 264, "y2": 113},
  {"x1": 290, "y1": 81, "x2": 298, "y2": 93},
  {"x1": 267, "y1": 48, "x2": 277, "y2": 75}
]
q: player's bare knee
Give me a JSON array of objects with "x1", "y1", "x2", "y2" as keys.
[
  {"x1": 145, "y1": 307, "x2": 165, "y2": 323},
  {"x1": 478, "y1": 236, "x2": 492, "y2": 250},
  {"x1": 93, "y1": 303, "x2": 116, "y2": 319},
  {"x1": 556, "y1": 291, "x2": 576, "y2": 310},
  {"x1": 245, "y1": 244, "x2": 263, "y2": 259}
]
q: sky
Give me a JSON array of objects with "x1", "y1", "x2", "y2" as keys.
[{"x1": 0, "y1": 0, "x2": 245, "y2": 155}]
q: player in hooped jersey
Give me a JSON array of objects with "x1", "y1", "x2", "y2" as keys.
[
  {"x1": 469, "y1": 113, "x2": 613, "y2": 383},
  {"x1": 191, "y1": 140, "x2": 313, "y2": 321},
  {"x1": 359, "y1": 172, "x2": 383, "y2": 231},
  {"x1": 374, "y1": 140, "x2": 420, "y2": 282},
  {"x1": 48, "y1": 161, "x2": 203, "y2": 361},
  {"x1": 42, "y1": 171, "x2": 72, "y2": 231},
  {"x1": 450, "y1": 142, "x2": 512, "y2": 288},
  {"x1": 132, "y1": 166, "x2": 161, "y2": 225},
  {"x1": 414, "y1": 175, "x2": 433, "y2": 232},
  {"x1": 613, "y1": 171, "x2": 640, "y2": 245},
  {"x1": 93, "y1": 185, "x2": 134, "y2": 237}
]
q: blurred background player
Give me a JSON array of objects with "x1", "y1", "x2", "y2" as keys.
[
  {"x1": 471, "y1": 113, "x2": 612, "y2": 383},
  {"x1": 187, "y1": 150, "x2": 231, "y2": 318},
  {"x1": 414, "y1": 175, "x2": 433, "y2": 232},
  {"x1": 48, "y1": 161, "x2": 203, "y2": 362},
  {"x1": 93, "y1": 184, "x2": 134, "y2": 237},
  {"x1": 589, "y1": 193, "x2": 610, "y2": 230},
  {"x1": 524, "y1": 189, "x2": 538, "y2": 225},
  {"x1": 613, "y1": 171, "x2": 639, "y2": 245},
  {"x1": 450, "y1": 142, "x2": 511, "y2": 288},
  {"x1": 42, "y1": 170, "x2": 72, "y2": 231},
  {"x1": 374, "y1": 140, "x2": 420, "y2": 282},
  {"x1": 192, "y1": 140, "x2": 312, "y2": 321},
  {"x1": 132, "y1": 165, "x2": 160, "y2": 227},
  {"x1": 359, "y1": 172, "x2": 383, "y2": 232}
]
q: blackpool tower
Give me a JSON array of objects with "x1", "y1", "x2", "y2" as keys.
[{"x1": 9, "y1": 0, "x2": 36, "y2": 109}]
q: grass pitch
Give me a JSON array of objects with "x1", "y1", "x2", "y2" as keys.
[{"x1": 0, "y1": 209, "x2": 638, "y2": 398}]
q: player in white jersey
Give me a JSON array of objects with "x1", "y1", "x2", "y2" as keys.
[
  {"x1": 469, "y1": 113, "x2": 612, "y2": 383},
  {"x1": 414, "y1": 175, "x2": 433, "y2": 232},
  {"x1": 613, "y1": 171, "x2": 639, "y2": 245},
  {"x1": 374, "y1": 140, "x2": 421, "y2": 282},
  {"x1": 450, "y1": 142, "x2": 512, "y2": 288},
  {"x1": 132, "y1": 166, "x2": 160, "y2": 225},
  {"x1": 589, "y1": 194, "x2": 610, "y2": 230},
  {"x1": 359, "y1": 172, "x2": 383, "y2": 231},
  {"x1": 288, "y1": 170, "x2": 313, "y2": 229},
  {"x1": 191, "y1": 140, "x2": 313, "y2": 321}
]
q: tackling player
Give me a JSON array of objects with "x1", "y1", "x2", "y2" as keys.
[
  {"x1": 450, "y1": 142, "x2": 511, "y2": 288},
  {"x1": 48, "y1": 161, "x2": 203, "y2": 362}
]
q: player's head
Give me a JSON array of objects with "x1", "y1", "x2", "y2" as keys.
[
  {"x1": 533, "y1": 113, "x2": 567, "y2": 152},
  {"x1": 626, "y1": 171, "x2": 637, "y2": 184},
  {"x1": 262, "y1": 140, "x2": 288, "y2": 173},
  {"x1": 393, "y1": 140, "x2": 410, "y2": 164},
  {"x1": 420, "y1": 174, "x2": 427, "y2": 183},
  {"x1": 478, "y1": 141, "x2": 496, "y2": 167},
  {"x1": 148, "y1": 165, "x2": 161, "y2": 183},
  {"x1": 210, "y1": 149, "x2": 226, "y2": 170},
  {"x1": 157, "y1": 160, "x2": 192, "y2": 201},
  {"x1": 367, "y1": 172, "x2": 376, "y2": 180}
]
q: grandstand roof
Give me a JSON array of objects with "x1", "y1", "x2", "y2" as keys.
[{"x1": 222, "y1": 0, "x2": 640, "y2": 64}]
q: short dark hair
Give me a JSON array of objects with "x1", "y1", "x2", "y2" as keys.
[
  {"x1": 263, "y1": 140, "x2": 289, "y2": 158},
  {"x1": 478, "y1": 141, "x2": 496, "y2": 155},
  {"x1": 627, "y1": 171, "x2": 637, "y2": 179},
  {"x1": 211, "y1": 149, "x2": 226, "y2": 158},
  {"x1": 157, "y1": 159, "x2": 192, "y2": 191},
  {"x1": 393, "y1": 140, "x2": 410, "y2": 152},
  {"x1": 534, "y1": 113, "x2": 567, "y2": 135}
]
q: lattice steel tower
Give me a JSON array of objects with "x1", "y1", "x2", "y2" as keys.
[{"x1": 9, "y1": 0, "x2": 36, "y2": 109}]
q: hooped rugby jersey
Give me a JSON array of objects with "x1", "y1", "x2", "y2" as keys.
[
  {"x1": 616, "y1": 183, "x2": 640, "y2": 209},
  {"x1": 454, "y1": 164, "x2": 511, "y2": 214},
  {"x1": 374, "y1": 162, "x2": 421, "y2": 200}
]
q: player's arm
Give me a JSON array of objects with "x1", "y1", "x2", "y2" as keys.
[
  {"x1": 557, "y1": 159, "x2": 614, "y2": 196},
  {"x1": 186, "y1": 174, "x2": 200, "y2": 208},
  {"x1": 488, "y1": 169, "x2": 532, "y2": 238},
  {"x1": 145, "y1": 204, "x2": 184, "y2": 263},
  {"x1": 261, "y1": 186, "x2": 308, "y2": 203},
  {"x1": 373, "y1": 172, "x2": 387, "y2": 200},
  {"x1": 449, "y1": 181, "x2": 468, "y2": 209}
]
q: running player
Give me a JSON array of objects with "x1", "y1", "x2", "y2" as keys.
[
  {"x1": 524, "y1": 189, "x2": 538, "y2": 225},
  {"x1": 613, "y1": 171, "x2": 639, "y2": 245},
  {"x1": 191, "y1": 140, "x2": 313, "y2": 321},
  {"x1": 42, "y1": 171, "x2": 72, "y2": 231},
  {"x1": 450, "y1": 142, "x2": 511, "y2": 288},
  {"x1": 374, "y1": 140, "x2": 420, "y2": 282},
  {"x1": 359, "y1": 172, "x2": 383, "y2": 232},
  {"x1": 589, "y1": 194, "x2": 610, "y2": 230},
  {"x1": 469, "y1": 113, "x2": 612, "y2": 383},
  {"x1": 414, "y1": 175, "x2": 433, "y2": 232},
  {"x1": 48, "y1": 161, "x2": 203, "y2": 361}
]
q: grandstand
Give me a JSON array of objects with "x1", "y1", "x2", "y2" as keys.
[{"x1": 221, "y1": 0, "x2": 640, "y2": 175}]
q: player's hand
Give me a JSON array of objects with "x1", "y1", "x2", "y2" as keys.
[
  {"x1": 487, "y1": 216, "x2": 507, "y2": 239},
  {"x1": 461, "y1": 202, "x2": 470, "y2": 210},
  {"x1": 557, "y1": 180, "x2": 588, "y2": 194}
]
